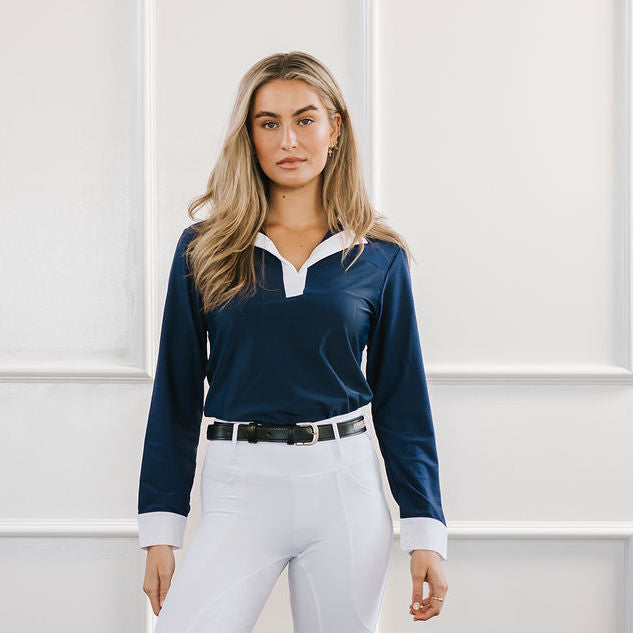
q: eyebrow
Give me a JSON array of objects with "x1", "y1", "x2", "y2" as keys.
[{"x1": 253, "y1": 104, "x2": 319, "y2": 119}]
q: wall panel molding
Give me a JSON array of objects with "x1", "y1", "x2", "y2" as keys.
[
  {"x1": 2, "y1": 517, "x2": 629, "y2": 632},
  {"x1": 0, "y1": 0, "x2": 157, "y2": 384},
  {"x1": 370, "y1": 0, "x2": 633, "y2": 385}
]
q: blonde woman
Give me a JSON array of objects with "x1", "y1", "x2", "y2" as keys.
[{"x1": 138, "y1": 50, "x2": 448, "y2": 631}]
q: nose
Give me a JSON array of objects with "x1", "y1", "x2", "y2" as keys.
[{"x1": 280, "y1": 124, "x2": 297, "y2": 149}]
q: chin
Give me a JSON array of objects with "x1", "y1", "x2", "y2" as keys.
[{"x1": 269, "y1": 171, "x2": 316, "y2": 186}]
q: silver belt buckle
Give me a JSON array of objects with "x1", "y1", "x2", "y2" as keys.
[{"x1": 294, "y1": 421, "x2": 319, "y2": 445}]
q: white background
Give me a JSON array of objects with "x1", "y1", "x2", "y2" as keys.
[{"x1": 1, "y1": 0, "x2": 632, "y2": 631}]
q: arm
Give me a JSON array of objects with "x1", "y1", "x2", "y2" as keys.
[
  {"x1": 137, "y1": 225, "x2": 208, "y2": 550},
  {"x1": 365, "y1": 245, "x2": 448, "y2": 561}
]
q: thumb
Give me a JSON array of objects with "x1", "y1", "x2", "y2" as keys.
[{"x1": 425, "y1": 566, "x2": 446, "y2": 607}]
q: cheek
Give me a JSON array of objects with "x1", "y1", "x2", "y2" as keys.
[
  {"x1": 307, "y1": 124, "x2": 331, "y2": 147},
  {"x1": 252, "y1": 131, "x2": 272, "y2": 156},
  {"x1": 251, "y1": 125, "x2": 278, "y2": 152}
]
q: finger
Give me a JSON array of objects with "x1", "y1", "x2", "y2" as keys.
[
  {"x1": 414, "y1": 610, "x2": 437, "y2": 620},
  {"x1": 418, "y1": 596, "x2": 442, "y2": 616},
  {"x1": 143, "y1": 575, "x2": 161, "y2": 616},
  {"x1": 410, "y1": 602, "x2": 433, "y2": 617},
  {"x1": 158, "y1": 569, "x2": 172, "y2": 609},
  {"x1": 410, "y1": 572, "x2": 427, "y2": 615},
  {"x1": 414, "y1": 573, "x2": 446, "y2": 619},
  {"x1": 410, "y1": 599, "x2": 431, "y2": 614},
  {"x1": 427, "y1": 573, "x2": 447, "y2": 611},
  {"x1": 417, "y1": 597, "x2": 440, "y2": 613},
  {"x1": 410, "y1": 594, "x2": 436, "y2": 616},
  {"x1": 413, "y1": 598, "x2": 440, "y2": 620},
  {"x1": 411, "y1": 590, "x2": 444, "y2": 618},
  {"x1": 410, "y1": 595, "x2": 433, "y2": 608}
]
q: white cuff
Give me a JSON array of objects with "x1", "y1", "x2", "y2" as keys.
[
  {"x1": 400, "y1": 517, "x2": 448, "y2": 561},
  {"x1": 138, "y1": 511, "x2": 187, "y2": 550}
]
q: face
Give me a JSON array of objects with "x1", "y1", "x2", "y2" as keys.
[{"x1": 249, "y1": 79, "x2": 341, "y2": 188}]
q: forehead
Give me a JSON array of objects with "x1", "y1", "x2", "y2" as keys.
[{"x1": 251, "y1": 79, "x2": 323, "y2": 114}]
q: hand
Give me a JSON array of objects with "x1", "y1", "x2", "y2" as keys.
[
  {"x1": 408, "y1": 549, "x2": 447, "y2": 621},
  {"x1": 142, "y1": 544, "x2": 175, "y2": 616}
]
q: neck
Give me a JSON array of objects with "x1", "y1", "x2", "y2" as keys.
[{"x1": 266, "y1": 177, "x2": 327, "y2": 231}]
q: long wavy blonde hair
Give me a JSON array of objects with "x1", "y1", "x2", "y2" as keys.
[{"x1": 185, "y1": 50, "x2": 413, "y2": 313}]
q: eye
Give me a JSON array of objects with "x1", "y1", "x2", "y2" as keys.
[{"x1": 260, "y1": 118, "x2": 314, "y2": 129}]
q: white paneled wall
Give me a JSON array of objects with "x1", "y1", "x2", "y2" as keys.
[
  {"x1": 0, "y1": 538, "x2": 146, "y2": 630},
  {"x1": 378, "y1": 0, "x2": 627, "y2": 378},
  {"x1": 0, "y1": 0, "x2": 145, "y2": 378},
  {"x1": 1, "y1": 0, "x2": 632, "y2": 632}
]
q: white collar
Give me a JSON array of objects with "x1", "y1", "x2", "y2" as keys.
[{"x1": 254, "y1": 228, "x2": 368, "y2": 297}]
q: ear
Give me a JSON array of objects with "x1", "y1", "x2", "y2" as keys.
[{"x1": 330, "y1": 112, "x2": 342, "y2": 144}]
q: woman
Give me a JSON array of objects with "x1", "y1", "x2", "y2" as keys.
[{"x1": 138, "y1": 50, "x2": 448, "y2": 631}]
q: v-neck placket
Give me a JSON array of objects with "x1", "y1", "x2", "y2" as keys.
[{"x1": 254, "y1": 227, "x2": 368, "y2": 298}]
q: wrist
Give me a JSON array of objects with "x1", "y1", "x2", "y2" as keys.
[{"x1": 410, "y1": 549, "x2": 441, "y2": 558}]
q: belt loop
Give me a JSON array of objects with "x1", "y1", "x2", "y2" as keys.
[
  {"x1": 231, "y1": 421, "x2": 251, "y2": 443},
  {"x1": 365, "y1": 417, "x2": 375, "y2": 440},
  {"x1": 331, "y1": 418, "x2": 346, "y2": 460}
]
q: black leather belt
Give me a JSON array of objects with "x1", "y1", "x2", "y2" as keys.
[{"x1": 206, "y1": 414, "x2": 366, "y2": 445}]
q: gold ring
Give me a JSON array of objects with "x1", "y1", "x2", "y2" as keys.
[{"x1": 431, "y1": 596, "x2": 444, "y2": 602}]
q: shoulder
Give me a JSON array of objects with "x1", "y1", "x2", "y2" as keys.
[
  {"x1": 181, "y1": 221, "x2": 204, "y2": 242},
  {"x1": 362, "y1": 237, "x2": 406, "y2": 273},
  {"x1": 175, "y1": 221, "x2": 204, "y2": 254},
  {"x1": 169, "y1": 224, "x2": 203, "y2": 278}
]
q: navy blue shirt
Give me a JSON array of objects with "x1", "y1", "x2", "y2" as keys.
[{"x1": 137, "y1": 221, "x2": 448, "y2": 560}]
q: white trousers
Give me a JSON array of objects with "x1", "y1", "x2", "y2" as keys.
[{"x1": 154, "y1": 406, "x2": 394, "y2": 633}]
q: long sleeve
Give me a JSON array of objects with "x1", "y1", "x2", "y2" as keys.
[
  {"x1": 365, "y1": 245, "x2": 448, "y2": 561},
  {"x1": 137, "y1": 226, "x2": 208, "y2": 550}
]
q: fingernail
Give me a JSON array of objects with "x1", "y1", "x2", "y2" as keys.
[
  {"x1": 160, "y1": 599, "x2": 164, "y2": 608},
  {"x1": 413, "y1": 601, "x2": 420, "y2": 609}
]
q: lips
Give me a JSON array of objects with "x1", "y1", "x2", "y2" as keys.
[{"x1": 278, "y1": 158, "x2": 306, "y2": 165}]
